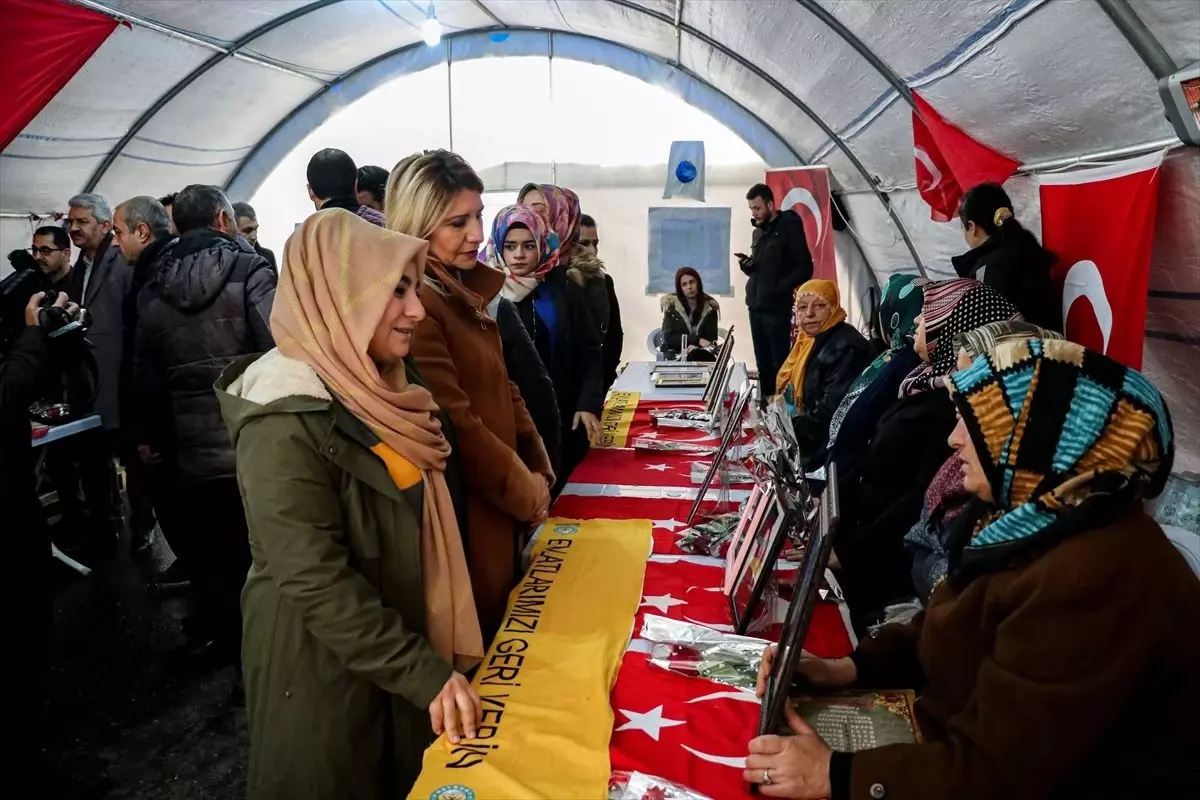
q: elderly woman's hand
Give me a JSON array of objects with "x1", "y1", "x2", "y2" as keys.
[
  {"x1": 744, "y1": 703, "x2": 833, "y2": 798},
  {"x1": 756, "y1": 646, "x2": 858, "y2": 698}
]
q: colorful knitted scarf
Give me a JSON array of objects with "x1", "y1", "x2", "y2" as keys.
[{"x1": 947, "y1": 338, "x2": 1173, "y2": 574}]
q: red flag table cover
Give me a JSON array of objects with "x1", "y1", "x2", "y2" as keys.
[{"x1": 551, "y1": 494, "x2": 740, "y2": 555}]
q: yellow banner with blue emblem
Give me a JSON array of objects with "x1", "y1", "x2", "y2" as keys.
[
  {"x1": 409, "y1": 518, "x2": 651, "y2": 800},
  {"x1": 596, "y1": 391, "x2": 640, "y2": 449}
]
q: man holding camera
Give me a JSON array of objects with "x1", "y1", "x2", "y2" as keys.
[{"x1": 1, "y1": 290, "x2": 78, "y2": 793}]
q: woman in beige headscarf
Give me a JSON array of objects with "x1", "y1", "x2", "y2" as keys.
[{"x1": 216, "y1": 209, "x2": 484, "y2": 799}]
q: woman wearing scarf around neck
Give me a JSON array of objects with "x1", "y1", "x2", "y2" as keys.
[
  {"x1": 386, "y1": 150, "x2": 554, "y2": 641},
  {"x1": 749, "y1": 338, "x2": 1199, "y2": 799},
  {"x1": 511, "y1": 184, "x2": 605, "y2": 492},
  {"x1": 480, "y1": 204, "x2": 562, "y2": 476},
  {"x1": 834, "y1": 278, "x2": 1020, "y2": 631},
  {"x1": 826, "y1": 274, "x2": 926, "y2": 476},
  {"x1": 774, "y1": 279, "x2": 873, "y2": 471},
  {"x1": 215, "y1": 210, "x2": 484, "y2": 798},
  {"x1": 904, "y1": 320, "x2": 1066, "y2": 601}
]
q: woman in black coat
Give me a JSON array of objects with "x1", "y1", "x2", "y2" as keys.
[
  {"x1": 774, "y1": 280, "x2": 873, "y2": 471},
  {"x1": 833, "y1": 279, "x2": 1020, "y2": 632},
  {"x1": 660, "y1": 266, "x2": 720, "y2": 361},
  {"x1": 953, "y1": 183, "x2": 1061, "y2": 331}
]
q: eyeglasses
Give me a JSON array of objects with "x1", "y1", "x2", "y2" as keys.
[{"x1": 29, "y1": 246, "x2": 67, "y2": 256}]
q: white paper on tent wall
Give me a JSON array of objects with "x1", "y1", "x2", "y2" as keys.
[{"x1": 664, "y1": 141, "x2": 706, "y2": 201}]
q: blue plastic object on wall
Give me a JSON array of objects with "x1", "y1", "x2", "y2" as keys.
[{"x1": 675, "y1": 160, "x2": 697, "y2": 183}]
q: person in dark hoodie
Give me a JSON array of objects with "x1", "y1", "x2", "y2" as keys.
[
  {"x1": 952, "y1": 183, "x2": 1062, "y2": 331},
  {"x1": 306, "y1": 148, "x2": 385, "y2": 226},
  {"x1": 134, "y1": 183, "x2": 276, "y2": 667},
  {"x1": 737, "y1": 183, "x2": 813, "y2": 401}
]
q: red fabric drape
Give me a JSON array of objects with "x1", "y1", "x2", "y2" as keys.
[{"x1": 0, "y1": 0, "x2": 118, "y2": 151}]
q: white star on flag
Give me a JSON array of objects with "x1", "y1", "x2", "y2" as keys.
[
  {"x1": 640, "y1": 593, "x2": 687, "y2": 613},
  {"x1": 615, "y1": 705, "x2": 686, "y2": 741},
  {"x1": 653, "y1": 518, "x2": 683, "y2": 531},
  {"x1": 645, "y1": 463, "x2": 670, "y2": 472}
]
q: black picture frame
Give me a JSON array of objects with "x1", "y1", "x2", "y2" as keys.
[
  {"x1": 728, "y1": 479, "x2": 794, "y2": 635},
  {"x1": 757, "y1": 462, "x2": 841, "y2": 737},
  {"x1": 684, "y1": 384, "x2": 751, "y2": 527},
  {"x1": 701, "y1": 325, "x2": 735, "y2": 414}
]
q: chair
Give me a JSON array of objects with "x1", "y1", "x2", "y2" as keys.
[{"x1": 647, "y1": 328, "x2": 666, "y2": 359}]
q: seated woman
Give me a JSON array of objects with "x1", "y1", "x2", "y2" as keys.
[
  {"x1": 953, "y1": 183, "x2": 1061, "y2": 330},
  {"x1": 833, "y1": 279, "x2": 1019, "y2": 630},
  {"x1": 386, "y1": 150, "x2": 554, "y2": 641},
  {"x1": 660, "y1": 266, "x2": 720, "y2": 361},
  {"x1": 748, "y1": 338, "x2": 1199, "y2": 799},
  {"x1": 216, "y1": 211, "x2": 484, "y2": 797},
  {"x1": 775, "y1": 279, "x2": 873, "y2": 471},
  {"x1": 826, "y1": 274, "x2": 925, "y2": 477},
  {"x1": 481, "y1": 204, "x2": 563, "y2": 476},
  {"x1": 904, "y1": 319, "x2": 1064, "y2": 601}
]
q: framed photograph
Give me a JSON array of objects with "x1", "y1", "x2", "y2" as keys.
[
  {"x1": 724, "y1": 482, "x2": 769, "y2": 593},
  {"x1": 685, "y1": 384, "x2": 751, "y2": 527},
  {"x1": 757, "y1": 463, "x2": 841, "y2": 737},
  {"x1": 728, "y1": 481, "x2": 792, "y2": 635},
  {"x1": 701, "y1": 326, "x2": 736, "y2": 413}
]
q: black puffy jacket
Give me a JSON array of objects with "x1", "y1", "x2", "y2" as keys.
[
  {"x1": 660, "y1": 294, "x2": 720, "y2": 360},
  {"x1": 488, "y1": 295, "x2": 562, "y2": 477},
  {"x1": 790, "y1": 322, "x2": 874, "y2": 471},
  {"x1": 741, "y1": 209, "x2": 813, "y2": 311},
  {"x1": 952, "y1": 234, "x2": 1062, "y2": 331},
  {"x1": 134, "y1": 229, "x2": 276, "y2": 481}
]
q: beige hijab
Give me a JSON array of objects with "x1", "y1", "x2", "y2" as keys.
[{"x1": 271, "y1": 209, "x2": 483, "y2": 671}]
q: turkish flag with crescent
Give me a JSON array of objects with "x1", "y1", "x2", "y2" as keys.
[
  {"x1": 912, "y1": 91, "x2": 1020, "y2": 222},
  {"x1": 1039, "y1": 152, "x2": 1164, "y2": 370},
  {"x1": 765, "y1": 166, "x2": 835, "y2": 283}
]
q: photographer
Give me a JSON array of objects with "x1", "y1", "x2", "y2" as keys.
[{"x1": 1, "y1": 290, "x2": 76, "y2": 793}]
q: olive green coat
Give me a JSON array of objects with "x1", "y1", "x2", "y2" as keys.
[{"x1": 216, "y1": 350, "x2": 452, "y2": 799}]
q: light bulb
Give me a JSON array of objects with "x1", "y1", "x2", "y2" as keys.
[{"x1": 422, "y1": 8, "x2": 442, "y2": 47}]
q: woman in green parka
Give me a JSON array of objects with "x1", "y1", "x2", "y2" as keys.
[{"x1": 215, "y1": 209, "x2": 485, "y2": 798}]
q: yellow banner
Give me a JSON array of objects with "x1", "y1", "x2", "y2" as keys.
[
  {"x1": 596, "y1": 391, "x2": 640, "y2": 449},
  {"x1": 409, "y1": 518, "x2": 651, "y2": 800}
]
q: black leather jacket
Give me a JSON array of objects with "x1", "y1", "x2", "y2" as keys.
[{"x1": 790, "y1": 321, "x2": 874, "y2": 470}]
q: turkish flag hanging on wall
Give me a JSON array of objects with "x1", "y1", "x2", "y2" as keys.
[
  {"x1": 765, "y1": 166, "x2": 835, "y2": 283},
  {"x1": 0, "y1": 0, "x2": 118, "y2": 151},
  {"x1": 912, "y1": 91, "x2": 1021, "y2": 222},
  {"x1": 1038, "y1": 151, "x2": 1164, "y2": 370}
]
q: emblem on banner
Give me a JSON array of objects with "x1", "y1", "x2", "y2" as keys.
[{"x1": 429, "y1": 786, "x2": 475, "y2": 800}]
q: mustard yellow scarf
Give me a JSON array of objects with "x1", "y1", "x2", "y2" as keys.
[{"x1": 775, "y1": 279, "x2": 846, "y2": 404}]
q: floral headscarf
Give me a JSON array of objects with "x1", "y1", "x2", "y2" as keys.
[
  {"x1": 898, "y1": 278, "x2": 1020, "y2": 397},
  {"x1": 482, "y1": 204, "x2": 559, "y2": 275},
  {"x1": 947, "y1": 338, "x2": 1173, "y2": 578},
  {"x1": 540, "y1": 184, "x2": 581, "y2": 265}
]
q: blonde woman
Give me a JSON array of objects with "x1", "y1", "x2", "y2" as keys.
[
  {"x1": 386, "y1": 150, "x2": 554, "y2": 641},
  {"x1": 216, "y1": 210, "x2": 483, "y2": 797}
]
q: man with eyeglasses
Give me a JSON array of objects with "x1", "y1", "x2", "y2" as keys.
[{"x1": 30, "y1": 226, "x2": 72, "y2": 290}]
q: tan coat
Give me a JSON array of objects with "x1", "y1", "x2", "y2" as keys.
[
  {"x1": 846, "y1": 507, "x2": 1200, "y2": 799},
  {"x1": 410, "y1": 261, "x2": 553, "y2": 640}
]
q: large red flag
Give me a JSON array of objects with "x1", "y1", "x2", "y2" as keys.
[
  {"x1": 1039, "y1": 152, "x2": 1164, "y2": 370},
  {"x1": 0, "y1": 0, "x2": 118, "y2": 151},
  {"x1": 764, "y1": 166, "x2": 835, "y2": 283},
  {"x1": 912, "y1": 91, "x2": 1021, "y2": 222}
]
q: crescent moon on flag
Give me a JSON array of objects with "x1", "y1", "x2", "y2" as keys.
[
  {"x1": 687, "y1": 690, "x2": 762, "y2": 705},
  {"x1": 780, "y1": 187, "x2": 825, "y2": 245},
  {"x1": 1062, "y1": 259, "x2": 1113, "y2": 354},
  {"x1": 681, "y1": 744, "x2": 747, "y2": 769},
  {"x1": 914, "y1": 146, "x2": 942, "y2": 190}
]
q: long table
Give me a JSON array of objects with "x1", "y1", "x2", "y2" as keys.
[{"x1": 411, "y1": 364, "x2": 854, "y2": 798}]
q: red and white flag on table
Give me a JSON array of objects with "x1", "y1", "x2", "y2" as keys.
[
  {"x1": 912, "y1": 91, "x2": 1020, "y2": 222},
  {"x1": 1038, "y1": 151, "x2": 1164, "y2": 370},
  {"x1": 765, "y1": 166, "x2": 835, "y2": 283}
]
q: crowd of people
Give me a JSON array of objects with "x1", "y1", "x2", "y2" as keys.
[{"x1": 4, "y1": 141, "x2": 1197, "y2": 798}]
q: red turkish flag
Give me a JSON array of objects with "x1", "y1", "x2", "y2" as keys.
[
  {"x1": 1040, "y1": 152, "x2": 1164, "y2": 369},
  {"x1": 638, "y1": 559, "x2": 736, "y2": 633},
  {"x1": 567, "y1": 449, "x2": 754, "y2": 490},
  {"x1": 765, "y1": 166, "x2": 835, "y2": 283},
  {"x1": 550, "y1": 495, "x2": 739, "y2": 555},
  {"x1": 912, "y1": 91, "x2": 1020, "y2": 222},
  {"x1": 610, "y1": 651, "x2": 759, "y2": 798}
]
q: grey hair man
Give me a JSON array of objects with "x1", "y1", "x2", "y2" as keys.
[
  {"x1": 112, "y1": 196, "x2": 171, "y2": 265},
  {"x1": 132, "y1": 182, "x2": 277, "y2": 667}
]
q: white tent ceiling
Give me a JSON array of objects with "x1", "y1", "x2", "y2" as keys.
[{"x1": 2, "y1": 0, "x2": 1198, "y2": 469}]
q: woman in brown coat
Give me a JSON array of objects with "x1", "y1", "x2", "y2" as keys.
[
  {"x1": 386, "y1": 150, "x2": 553, "y2": 640},
  {"x1": 749, "y1": 338, "x2": 1200, "y2": 799}
]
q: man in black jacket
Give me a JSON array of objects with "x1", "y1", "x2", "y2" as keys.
[
  {"x1": 579, "y1": 213, "x2": 624, "y2": 391},
  {"x1": 232, "y1": 201, "x2": 277, "y2": 271},
  {"x1": 737, "y1": 183, "x2": 813, "y2": 401},
  {"x1": 134, "y1": 184, "x2": 276, "y2": 666}
]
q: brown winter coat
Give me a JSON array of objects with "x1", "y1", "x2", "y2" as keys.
[
  {"x1": 409, "y1": 260, "x2": 553, "y2": 639},
  {"x1": 841, "y1": 506, "x2": 1200, "y2": 799}
]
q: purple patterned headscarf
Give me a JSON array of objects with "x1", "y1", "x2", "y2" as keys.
[{"x1": 482, "y1": 204, "x2": 558, "y2": 277}]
